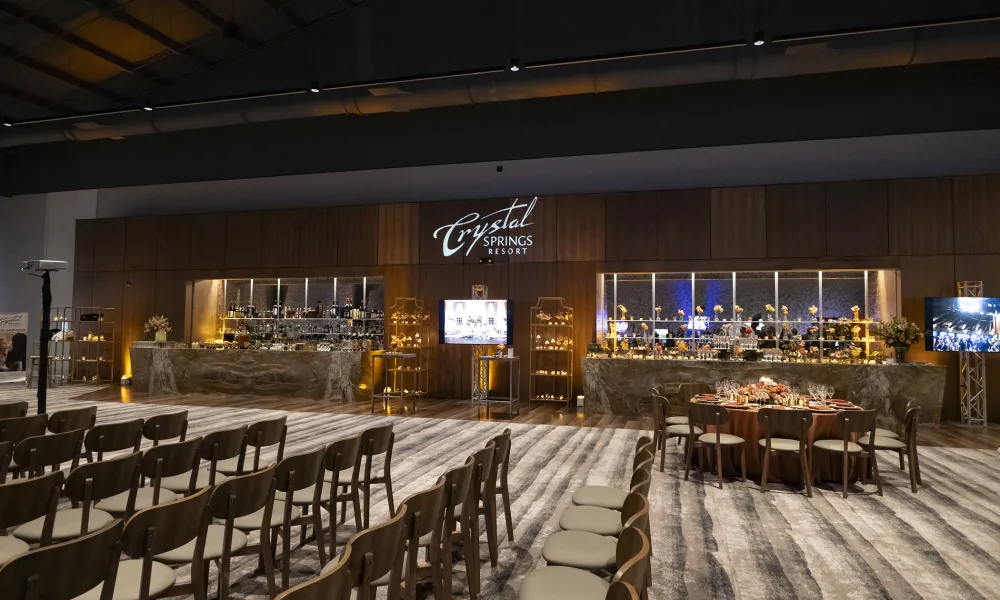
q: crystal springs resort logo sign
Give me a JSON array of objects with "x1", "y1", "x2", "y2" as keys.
[{"x1": 433, "y1": 197, "x2": 536, "y2": 257}]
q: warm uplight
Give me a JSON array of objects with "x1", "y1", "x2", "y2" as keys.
[
  {"x1": 119, "y1": 387, "x2": 133, "y2": 403},
  {"x1": 359, "y1": 383, "x2": 369, "y2": 390}
]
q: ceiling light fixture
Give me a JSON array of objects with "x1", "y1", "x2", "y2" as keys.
[
  {"x1": 507, "y1": 58, "x2": 521, "y2": 73},
  {"x1": 1, "y1": 118, "x2": 11, "y2": 127},
  {"x1": 309, "y1": 81, "x2": 321, "y2": 93},
  {"x1": 753, "y1": 31, "x2": 766, "y2": 46},
  {"x1": 142, "y1": 102, "x2": 154, "y2": 112}
]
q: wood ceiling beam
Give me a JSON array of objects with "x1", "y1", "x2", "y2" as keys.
[
  {"x1": 173, "y1": 0, "x2": 249, "y2": 45},
  {"x1": 0, "y1": 80, "x2": 74, "y2": 114},
  {"x1": 83, "y1": 0, "x2": 212, "y2": 67},
  {"x1": 0, "y1": 43, "x2": 129, "y2": 104},
  {"x1": 259, "y1": 0, "x2": 306, "y2": 27}
]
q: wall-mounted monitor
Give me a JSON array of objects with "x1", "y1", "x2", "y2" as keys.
[
  {"x1": 439, "y1": 299, "x2": 512, "y2": 345},
  {"x1": 925, "y1": 297, "x2": 1000, "y2": 352}
]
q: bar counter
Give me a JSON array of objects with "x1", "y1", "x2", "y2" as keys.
[
  {"x1": 581, "y1": 357, "x2": 946, "y2": 424},
  {"x1": 129, "y1": 346, "x2": 366, "y2": 402}
]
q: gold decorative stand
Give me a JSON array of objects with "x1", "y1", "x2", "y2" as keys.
[
  {"x1": 529, "y1": 297, "x2": 574, "y2": 409},
  {"x1": 387, "y1": 298, "x2": 430, "y2": 400}
]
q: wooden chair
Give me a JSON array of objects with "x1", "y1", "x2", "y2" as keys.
[
  {"x1": 653, "y1": 383, "x2": 689, "y2": 425},
  {"x1": 0, "y1": 440, "x2": 11, "y2": 482},
  {"x1": 142, "y1": 411, "x2": 189, "y2": 446},
  {"x1": 489, "y1": 428, "x2": 516, "y2": 545},
  {"x1": 275, "y1": 546, "x2": 351, "y2": 600},
  {"x1": 84, "y1": 418, "x2": 144, "y2": 461},
  {"x1": 0, "y1": 471, "x2": 63, "y2": 562},
  {"x1": 358, "y1": 424, "x2": 395, "y2": 529},
  {"x1": 685, "y1": 402, "x2": 746, "y2": 489},
  {"x1": 479, "y1": 433, "x2": 507, "y2": 568},
  {"x1": 0, "y1": 519, "x2": 123, "y2": 600},
  {"x1": 160, "y1": 425, "x2": 248, "y2": 494},
  {"x1": 860, "y1": 405, "x2": 921, "y2": 492},
  {"x1": 265, "y1": 446, "x2": 327, "y2": 590},
  {"x1": 458, "y1": 443, "x2": 494, "y2": 600},
  {"x1": 308, "y1": 434, "x2": 363, "y2": 559},
  {"x1": 327, "y1": 505, "x2": 408, "y2": 600},
  {"x1": 88, "y1": 487, "x2": 214, "y2": 600},
  {"x1": 558, "y1": 472, "x2": 651, "y2": 537},
  {"x1": 813, "y1": 409, "x2": 881, "y2": 498},
  {"x1": 0, "y1": 414, "x2": 48, "y2": 448},
  {"x1": 655, "y1": 396, "x2": 704, "y2": 472},
  {"x1": 46, "y1": 405, "x2": 98, "y2": 434},
  {"x1": 543, "y1": 493, "x2": 649, "y2": 574},
  {"x1": 757, "y1": 408, "x2": 813, "y2": 497},
  {"x1": 0, "y1": 401, "x2": 28, "y2": 420},
  {"x1": 398, "y1": 479, "x2": 447, "y2": 600},
  {"x1": 419, "y1": 457, "x2": 475, "y2": 600},
  {"x1": 13, "y1": 450, "x2": 141, "y2": 545},
  {"x1": 218, "y1": 416, "x2": 287, "y2": 476},
  {"x1": 111, "y1": 437, "x2": 202, "y2": 515},
  {"x1": 519, "y1": 526, "x2": 650, "y2": 600},
  {"x1": 11, "y1": 428, "x2": 84, "y2": 478},
  {"x1": 572, "y1": 438, "x2": 653, "y2": 509},
  {"x1": 607, "y1": 582, "x2": 642, "y2": 600}
]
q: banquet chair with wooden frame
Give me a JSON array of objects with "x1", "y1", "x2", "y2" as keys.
[
  {"x1": 276, "y1": 546, "x2": 351, "y2": 600},
  {"x1": 358, "y1": 424, "x2": 395, "y2": 529},
  {"x1": 458, "y1": 443, "x2": 494, "y2": 600},
  {"x1": 0, "y1": 440, "x2": 11, "y2": 482},
  {"x1": 217, "y1": 416, "x2": 287, "y2": 476},
  {"x1": 13, "y1": 450, "x2": 141, "y2": 547},
  {"x1": 118, "y1": 437, "x2": 203, "y2": 516},
  {"x1": 757, "y1": 408, "x2": 813, "y2": 497},
  {"x1": 85, "y1": 418, "x2": 144, "y2": 462},
  {"x1": 478, "y1": 433, "x2": 507, "y2": 568},
  {"x1": 812, "y1": 409, "x2": 881, "y2": 499},
  {"x1": 0, "y1": 401, "x2": 28, "y2": 420},
  {"x1": 160, "y1": 425, "x2": 248, "y2": 494},
  {"x1": 518, "y1": 526, "x2": 650, "y2": 600},
  {"x1": 0, "y1": 414, "x2": 47, "y2": 449},
  {"x1": 860, "y1": 405, "x2": 921, "y2": 493},
  {"x1": 607, "y1": 582, "x2": 642, "y2": 600},
  {"x1": 572, "y1": 446, "x2": 653, "y2": 510},
  {"x1": 397, "y1": 479, "x2": 447, "y2": 600},
  {"x1": 685, "y1": 403, "x2": 746, "y2": 489},
  {"x1": 543, "y1": 493, "x2": 649, "y2": 574},
  {"x1": 10, "y1": 428, "x2": 84, "y2": 478},
  {"x1": 653, "y1": 383, "x2": 688, "y2": 425},
  {"x1": 265, "y1": 446, "x2": 327, "y2": 590},
  {"x1": 87, "y1": 486, "x2": 214, "y2": 600},
  {"x1": 47, "y1": 405, "x2": 98, "y2": 434},
  {"x1": 419, "y1": 456, "x2": 475, "y2": 600},
  {"x1": 326, "y1": 505, "x2": 408, "y2": 600},
  {"x1": 142, "y1": 411, "x2": 189, "y2": 447},
  {"x1": 308, "y1": 434, "x2": 363, "y2": 558},
  {"x1": 558, "y1": 471, "x2": 651, "y2": 538},
  {"x1": 656, "y1": 396, "x2": 704, "y2": 472},
  {"x1": 485, "y1": 428, "x2": 514, "y2": 552},
  {"x1": 0, "y1": 519, "x2": 123, "y2": 600},
  {"x1": 0, "y1": 471, "x2": 63, "y2": 563}
]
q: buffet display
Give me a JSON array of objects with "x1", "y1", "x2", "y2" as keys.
[{"x1": 529, "y1": 297, "x2": 574, "y2": 407}]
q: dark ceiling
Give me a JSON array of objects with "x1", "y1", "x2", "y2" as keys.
[{"x1": 0, "y1": 0, "x2": 997, "y2": 123}]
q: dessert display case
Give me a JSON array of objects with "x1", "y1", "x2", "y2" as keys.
[
  {"x1": 387, "y1": 298, "x2": 430, "y2": 399},
  {"x1": 529, "y1": 297, "x2": 574, "y2": 408}
]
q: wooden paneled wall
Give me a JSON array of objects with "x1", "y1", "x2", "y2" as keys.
[{"x1": 74, "y1": 175, "x2": 1000, "y2": 420}]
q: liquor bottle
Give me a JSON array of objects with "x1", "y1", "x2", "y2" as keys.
[
  {"x1": 272, "y1": 302, "x2": 278, "y2": 319},
  {"x1": 344, "y1": 299, "x2": 354, "y2": 319},
  {"x1": 331, "y1": 300, "x2": 339, "y2": 319},
  {"x1": 316, "y1": 301, "x2": 324, "y2": 319}
]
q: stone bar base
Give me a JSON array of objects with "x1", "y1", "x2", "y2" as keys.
[
  {"x1": 130, "y1": 347, "x2": 364, "y2": 402},
  {"x1": 581, "y1": 358, "x2": 946, "y2": 425}
]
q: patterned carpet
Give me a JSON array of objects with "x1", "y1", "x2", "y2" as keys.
[{"x1": 3, "y1": 385, "x2": 999, "y2": 600}]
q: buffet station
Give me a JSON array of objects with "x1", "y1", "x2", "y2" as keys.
[{"x1": 583, "y1": 269, "x2": 947, "y2": 425}]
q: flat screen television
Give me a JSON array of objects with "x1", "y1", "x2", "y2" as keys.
[
  {"x1": 439, "y1": 299, "x2": 512, "y2": 345},
  {"x1": 925, "y1": 297, "x2": 1000, "y2": 352}
]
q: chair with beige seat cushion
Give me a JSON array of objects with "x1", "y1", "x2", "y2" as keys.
[
  {"x1": 11, "y1": 427, "x2": 84, "y2": 478},
  {"x1": 0, "y1": 414, "x2": 48, "y2": 468},
  {"x1": 519, "y1": 526, "x2": 650, "y2": 600},
  {"x1": 142, "y1": 411, "x2": 188, "y2": 447},
  {"x1": 685, "y1": 402, "x2": 746, "y2": 489},
  {"x1": 216, "y1": 416, "x2": 287, "y2": 476},
  {"x1": 757, "y1": 408, "x2": 813, "y2": 497},
  {"x1": 480, "y1": 429, "x2": 511, "y2": 567},
  {"x1": 0, "y1": 440, "x2": 11, "y2": 483},
  {"x1": 0, "y1": 402, "x2": 28, "y2": 420},
  {"x1": 358, "y1": 424, "x2": 395, "y2": 529},
  {"x1": 84, "y1": 419, "x2": 143, "y2": 462},
  {"x1": 396, "y1": 479, "x2": 447, "y2": 600},
  {"x1": 572, "y1": 440, "x2": 653, "y2": 510},
  {"x1": 0, "y1": 519, "x2": 123, "y2": 600},
  {"x1": 160, "y1": 425, "x2": 247, "y2": 494},
  {"x1": 326, "y1": 504, "x2": 408, "y2": 600},
  {"x1": 419, "y1": 456, "x2": 475, "y2": 600},
  {"x1": 456, "y1": 442, "x2": 494, "y2": 600},
  {"x1": 79, "y1": 486, "x2": 214, "y2": 600},
  {"x1": 47, "y1": 406, "x2": 98, "y2": 434},
  {"x1": 0, "y1": 470, "x2": 63, "y2": 562},
  {"x1": 861, "y1": 405, "x2": 921, "y2": 493},
  {"x1": 813, "y1": 409, "x2": 881, "y2": 498},
  {"x1": 99, "y1": 437, "x2": 202, "y2": 516},
  {"x1": 544, "y1": 493, "x2": 649, "y2": 573},
  {"x1": 265, "y1": 446, "x2": 327, "y2": 590},
  {"x1": 275, "y1": 546, "x2": 351, "y2": 600},
  {"x1": 14, "y1": 451, "x2": 141, "y2": 545},
  {"x1": 488, "y1": 428, "x2": 516, "y2": 546},
  {"x1": 558, "y1": 470, "x2": 650, "y2": 537}
]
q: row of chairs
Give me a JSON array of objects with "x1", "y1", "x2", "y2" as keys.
[{"x1": 517, "y1": 436, "x2": 656, "y2": 600}]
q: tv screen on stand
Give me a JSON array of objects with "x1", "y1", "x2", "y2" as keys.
[
  {"x1": 925, "y1": 297, "x2": 1000, "y2": 352},
  {"x1": 439, "y1": 299, "x2": 512, "y2": 345}
]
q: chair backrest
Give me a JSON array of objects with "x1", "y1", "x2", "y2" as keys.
[
  {"x1": 688, "y1": 402, "x2": 729, "y2": 434},
  {"x1": 469, "y1": 442, "x2": 495, "y2": 511},
  {"x1": 360, "y1": 424, "x2": 393, "y2": 473},
  {"x1": 487, "y1": 429, "x2": 511, "y2": 490},
  {"x1": 628, "y1": 467, "x2": 652, "y2": 498},
  {"x1": 0, "y1": 414, "x2": 48, "y2": 446},
  {"x1": 757, "y1": 408, "x2": 813, "y2": 444},
  {"x1": 14, "y1": 428, "x2": 85, "y2": 477},
  {"x1": 322, "y1": 434, "x2": 363, "y2": 489},
  {"x1": 399, "y1": 478, "x2": 446, "y2": 543},
  {"x1": 142, "y1": 411, "x2": 188, "y2": 446},
  {"x1": 440, "y1": 456, "x2": 476, "y2": 511},
  {"x1": 142, "y1": 437, "x2": 202, "y2": 498},
  {"x1": 0, "y1": 440, "x2": 11, "y2": 482},
  {"x1": 0, "y1": 401, "x2": 28, "y2": 419},
  {"x1": 201, "y1": 425, "x2": 248, "y2": 486},
  {"x1": 650, "y1": 395, "x2": 666, "y2": 431},
  {"x1": 120, "y1": 486, "x2": 213, "y2": 559},
  {"x1": 85, "y1": 418, "x2": 144, "y2": 460},
  {"x1": 343, "y1": 505, "x2": 407, "y2": 597},
  {"x1": 47, "y1": 406, "x2": 97, "y2": 434},
  {"x1": 836, "y1": 410, "x2": 877, "y2": 445},
  {"x1": 606, "y1": 581, "x2": 641, "y2": 600},
  {"x1": 632, "y1": 448, "x2": 654, "y2": 471},
  {"x1": 210, "y1": 463, "x2": 278, "y2": 522},
  {"x1": 276, "y1": 546, "x2": 352, "y2": 600},
  {"x1": 275, "y1": 446, "x2": 325, "y2": 495},
  {"x1": 620, "y1": 492, "x2": 649, "y2": 530},
  {"x1": 635, "y1": 436, "x2": 653, "y2": 454},
  {"x1": 66, "y1": 451, "x2": 143, "y2": 504},
  {"x1": 0, "y1": 470, "x2": 64, "y2": 532},
  {"x1": 612, "y1": 527, "x2": 650, "y2": 592},
  {"x1": 0, "y1": 520, "x2": 123, "y2": 600},
  {"x1": 903, "y1": 405, "x2": 921, "y2": 444},
  {"x1": 245, "y1": 416, "x2": 288, "y2": 472}
]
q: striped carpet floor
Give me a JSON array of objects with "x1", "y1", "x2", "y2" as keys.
[{"x1": 3, "y1": 384, "x2": 999, "y2": 600}]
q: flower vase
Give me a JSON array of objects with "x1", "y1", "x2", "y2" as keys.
[
  {"x1": 892, "y1": 343, "x2": 908, "y2": 364},
  {"x1": 155, "y1": 330, "x2": 167, "y2": 343}
]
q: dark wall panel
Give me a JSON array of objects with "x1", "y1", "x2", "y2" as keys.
[
  {"x1": 190, "y1": 213, "x2": 227, "y2": 270},
  {"x1": 952, "y1": 175, "x2": 1000, "y2": 254},
  {"x1": 606, "y1": 192, "x2": 658, "y2": 261},
  {"x1": 656, "y1": 189, "x2": 711, "y2": 260},
  {"x1": 261, "y1": 210, "x2": 301, "y2": 268},
  {"x1": 825, "y1": 181, "x2": 888, "y2": 256},
  {"x1": 419, "y1": 264, "x2": 466, "y2": 398},
  {"x1": 298, "y1": 208, "x2": 338, "y2": 268},
  {"x1": 74, "y1": 220, "x2": 95, "y2": 272},
  {"x1": 225, "y1": 211, "x2": 263, "y2": 269},
  {"x1": 338, "y1": 206, "x2": 379, "y2": 266},
  {"x1": 887, "y1": 178, "x2": 954, "y2": 255},
  {"x1": 766, "y1": 184, "x2": 826, "y2": 258},
  {"x1": 92, "y1": 218, "x2": 126, "y2": 272},
  {"x1": 711, "y1": 186, "x2": 766, "y2": 259},
  {"x1": 122, "y1": 270, "x2": 156, "y2": 374},
  {"x1": 124, "y1": 217, "x2": 159, "y2": 271},
  {"x1": 557, "y1": 195, "x2": 605, "y2": 262},
  {"x1": 154, "y1": 271, "x2": 188, "y2": 340},
  {"x1": 72, "y1": 270, "x2": 93, "y2": 308},
  {"x1": 156, "y1": 215, "x2": 192, "y2": 270},
  {"x1": 378, "y1": 203, "x2": 420, "y2": 265},
  {"x1": 510, "y1": 195, "x2": 558, "y2": 264}
]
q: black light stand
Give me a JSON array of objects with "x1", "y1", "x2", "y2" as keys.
[{"x1": 37, "y1": 271, "x2": 52, "y2": 414}]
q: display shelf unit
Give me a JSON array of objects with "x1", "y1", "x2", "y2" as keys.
[
  {"x1": 72, "y1": 307, "x2": 115, "y2": 384},
  {"x1": 477, "y1": 355, "x2": 520, "y2": 418},
  {"x1": 26, "y1": 306, "x2": 74, "y2": 388},
  {"x1": 371, "y1": 352, "x2": 418, "y2": 413},
  {"x1": 387, "y1": 298, "x2": 430, "y2": 398},
  {"x1": 529, "y1": 297, "x2": 574, "y2": 408}
]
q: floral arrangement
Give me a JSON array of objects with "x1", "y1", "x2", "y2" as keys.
[
  {"x1": 764, "y1": 304, "x2": 775, "y2": 313},
  {"x1": 555, "y1": 311, "x2": 572, "y2": 322},
  {"x1": 676, "y1": 341, "x2": 689, "y2": 352},
  {"x1": 641, "y1": 322, "x2": 649, "y2": 332},
  {"x1": 734, "y1": 305, "x2": 744, "y2": 315},
  {"x1": 713, "y1": 305, "x2": 724, "y2": 315},
  {"x1": 871, "y1": 316, "x2": 923, "y2": 347},
  {"x1": 808, "y1": 305, "x2": 818, "y2": 315},
  {"x1": 696, "y1": 306, "x2": 704, "y2": 315},
  {"x1": 740, "y1": 380, "x2": 791, "y2": 404},
  {"x1": 143, "y1": 315, "x2": 171, "y2": 334},
  {"x1": 655, "y1": 306, "x2": 662, "y2": 315},
  {"x1": 781, "y1": 305, "x2": 788, "y2": 316},
  {"x1": 677, "y1": 309, "x2": 684, "y2": 318}
]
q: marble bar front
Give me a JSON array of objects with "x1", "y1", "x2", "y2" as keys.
[
  {"x1": 581, "y1": 357, "x2": 947, "y2": 425},
  {"x1": 130, "y1": 347, "x2": 366, "y2": 402}
]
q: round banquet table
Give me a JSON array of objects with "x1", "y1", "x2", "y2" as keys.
[{"x1": 688, "y1": 398, "x2": 861, "y2": 485}]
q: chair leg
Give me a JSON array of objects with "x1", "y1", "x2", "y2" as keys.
[
  {"x1": 282, "y1": 519, "x2": 292, "y2": 590},
  {"x1": 262, "y1": 527, "x2": 278, "y2": 597},
  {"x1": 327, "y1": 500, "x2": 339, "y2": 562},
  {"x1": 485, "y1": 496, "x2": 499, "y2": 568},
  {"x1": 760, "y1": 448, "x2": 770, "y2": 493},
  {"x1": 715, "y1": 443, "x2": 724, "y2": 490},
  {"x1": 467, "y1": 515, "x2": 481, "y2": 600},
  {"x1": 352, "y1": 488, "x2": 363, "y2": 530},
  {"x1": 683, "y1": 438, "x2": 694, "y2": 481},
  {"x1": 362, "y1": 481, "x2": 371, "y2": 529},
  {"x1": 659, "y1": 434, "x2": 666, "y2": 472},
  {"x1": 899, "y1": 450, "x2": 905, "y2": 471},
  {"x1": 842, "y1": 451, "x2": 849, "y2": 499},
  {"x1": 911, "y1": 445, "x2": 922, "y2": 487},
  {"x1": 740, "y1": 444, "x2": 746, "y2": 483},
  {"x1": 313, "y1": 502, "x2": 327, "y2": 567},
  {"x1": 801, "y1": 451, "x2": 812, "y2": 498},
  {"x1": 871, "y1": 450, "x2": 883, "y2": 497},
  {"x1": 442, "y1": 529, "x2": 454, "y2": 600},
  {"x1": 385, "y1": 475, "x2": 395, "y2": 516},
  {"x1": 500, "y1": 481, "x2": 514, "y2": 542},
  {"x1": 430, "y1": 542, "x2": 447, "y2": 600}
]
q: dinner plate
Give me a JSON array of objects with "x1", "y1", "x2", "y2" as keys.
[
  {"x1": 697, "y1": 398, "x2": 721, "y2": 404},
  {"x1": 723, "y1": 402, "x2": 747, "y2": 408},
  {"x1": 809, "y1": 406, "x2": 835, "y2": 412}
]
